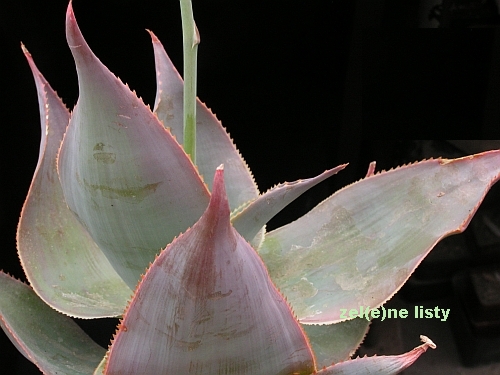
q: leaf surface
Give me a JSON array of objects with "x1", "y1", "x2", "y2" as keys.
[
  {"x1": 17, "y1": 45, "x2": 131, "y2": 318},
  {"x1": 232, "y1": 165, "x2": 347, "y2": 244},
  {"x1": 0, "y1": 271, "x2": 104, "y2": 375},
  {"x1": 105, "y1": 166, "x2": 315, "y2": 375},
  {"x1": 315, "y1": 336, "x2": 436, "y2": 374},
  {"x1": 150, "y1": 31, "x2": 259, "y2": 211},
  {"x1": 259, "y1": 151, "x2": 500, "y2": 323},
  {"x1": 302, "y1": 318, "x2": 370, "y2": 368},
  {"x1": 58, "y1": 3, "x2": 210, "y2": 289}
]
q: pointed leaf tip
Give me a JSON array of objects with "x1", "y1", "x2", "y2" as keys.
[
  {"x1": 66, "y1": 0, "x2": 102, "y2": 70},
  {"x1": 260, "y1": 151, "x2": 500, "y2": 324},
  {"x1": 316, "y1": 335, "x2": 436, "y2": 374},
  {"x1": 146, "y1": 29, "x2": 160, "y2": 44},
  {"x1": 206, "y1": 164, "x2": 230, "y2": 225},
  {"x1": 18, "y1": 41, "x2": 131, "y2": 317},
  {"x1": 59, "y1": 2, "x2": 210, "y2": 289},
  {"x1": 66, "y1": 1, "x2": 83, "y2": 46},
  {"x1": 20, "y1": 42, "x2": 29, "y2": 55},
  {"x1": 105, "y1": 168, "x2": 315, "y2": 375},
  {"x1": 150, "y1": 32, "x2": 259, "y2": 210},
  {"x1": 233, "y1": 165, "x2": 347, "y2": 244}
]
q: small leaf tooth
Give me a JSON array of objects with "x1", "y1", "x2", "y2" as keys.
[
  {"x1": 365, "y1": 161, "x2": 376, "y2": 178},
  {"x1": 63, "y1": 1, "x2": 211, "y2": 289},
  {"x1": 219, "y1": 125, "x2": 259, "y2": 192},
  {"x1": 0, "y1": 270, "x2": 25, "y2": 283},
  {"x1": 230, "y1": 199, "x2": 253, "y2": 217},
  {"x1": 150, "y1": 31, "x2": 259, "y2": 209},
  {"x1": 18, "y1": 43, "x2": 130, "y2": 319},
  {"x1": 106, "y1": 169, "x2": 315, "y2": 374},
  {"x1": 67, "y1": 3, "x2": 152, "y2": 115},
  {"x1": 259, "y1": 165, "x2": 348, "y2": 197}
]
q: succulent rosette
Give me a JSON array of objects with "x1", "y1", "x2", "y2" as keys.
[{"x1": 2, "y1": 2, "x2": 500, "y2": 374}]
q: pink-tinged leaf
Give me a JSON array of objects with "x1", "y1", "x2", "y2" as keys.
[
  {"x1": 150, "y1": 31, "x2": 259, "y2": 211},
  {"x1": 0, "y1": 271, "x2": 104, "y2": 374},
  {"x1": 105, "y1": 166, "x2": 315, "y2": 375},
  {"x1": 232, "y1": 165, "x2": 347, "y2": 246},
  {"x1": 58, "y1": 3, "x2": 211, "y2": 289},
  {"x1": 315, "y1": 336, "x2": 436, "y2": 374},
  {"x1": 365, "y1": 161, "x2": 376, "y2": 178},
  {"x1": 17, "y1": 45, "x2": 131, "y2": 318},
  {"x1": 259, "y1": 151, "x2": 500, "y2": 323}
]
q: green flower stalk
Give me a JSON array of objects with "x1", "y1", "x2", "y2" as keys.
[{"x1": 179, "y1": 0, "x2": 199, "y2": 163}]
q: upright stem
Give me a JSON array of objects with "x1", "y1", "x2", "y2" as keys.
[{"x1": 179, "y1": 0, "x2": 199, "y2": 164}]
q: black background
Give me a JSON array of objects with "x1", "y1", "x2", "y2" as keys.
[{"x1": 1, "y1": 0, "x2": 500, "y2": 373}]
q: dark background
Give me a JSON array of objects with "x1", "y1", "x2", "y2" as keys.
[{"x1": 2, "y1": 0, "x2": 500, "y2": 373}]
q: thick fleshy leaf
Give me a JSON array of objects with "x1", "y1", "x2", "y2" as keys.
[
  {"x1": 58, "y1": 3, "x2": 210, "y2": 289},
  {"x1": 105, "y1": 166, "x2": 315, "y2": 375},
  {"x1": 259, "y1": 151, "x2": 500, "y2": 323},
  {"x1": 150, "y1": 31, "x2": 259, "y2": 210},
  {"x1": 17, "y1": 45, "x2": 131, "y2": 318},
  {"x1": 232, "y1": 165, "x2": 347, "y2": 244},
  {"x1": 315, "y1": 336, "x2": 436, "y2": 374},
  {"x1": 302, "y1": 318, "x2": 370, "y2": 368},
  {"x1": 0, "y1": 271, "x2": 104, "y2": 374}
]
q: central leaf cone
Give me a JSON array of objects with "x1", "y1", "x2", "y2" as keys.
[{"x1": 105, "y1": 165, "x2": 315, "y2": 375}]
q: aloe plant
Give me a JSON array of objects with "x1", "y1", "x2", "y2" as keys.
[{"x1": 2, "y1": 1, "x2": 500, "y2": 374}]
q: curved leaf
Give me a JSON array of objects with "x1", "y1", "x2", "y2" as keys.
[
  {"x1": 105, "y1": 166, "x2": 315, "y2": 375},
  {"x1": 17, "y1": 45, "x2": 131, "y2": 318},
  {"x1": 302, "y1": 318, "x2": 370, "y2": 368},
  {"x1": 93, "y1": 357, "x2": 106, "y2": 375},
  {"x1": 0, "y1": 271, "x2": 104, "y2": 375},
  {"x1": 150, "y1": 31, "x2": 259, "y2": 210},
  {"x1": 315, "y1": 336, "x2": 436, "y2": 374},
  {"x1": 259, "y1": 151, "x2": 500, "y2": 323},
  {"x1": 232, "y1": 165, "x2": 347, "y2": 244},
  {"x1": 58, "y1": 3, "x2": 210, "y2": 289}
]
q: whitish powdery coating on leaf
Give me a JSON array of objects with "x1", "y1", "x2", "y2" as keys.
[{"x1": 105, "y1": 166, "x2": 315, "y2": 375}]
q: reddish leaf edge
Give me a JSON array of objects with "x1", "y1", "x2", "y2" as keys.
[
  {"x1": 315, "y1": 335, "x2": 436, "y2": 374},
  {"x1": 297, "y1": 150, "x2": 500, "y2": 324},
  {"x1": 0, "y1": 270, "x2": 104, "y2": 374},
  {"x1": 148, "y1": 29, "x2": 260, "y2": 197},
  {"x1": 102, "y1": 165, "x2": 318, "y2": 374},
  {"x1": 16, "y1": 44, "x2": 77, "y2": 318},
  {"x1": 0, "y1": 271, "x2": 43, "y2": 370},
  {"x1": 63, "y1": 0, "x2": 210, "y2": 194}
]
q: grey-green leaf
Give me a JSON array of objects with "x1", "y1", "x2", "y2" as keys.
[
  {"x1": 0, "y1": 271, "x2": 105, "y2": 375},
  {"x1": 58, "y1": 4, "x2": 210, "y2": 289},
  {"x1": 302, "y1": 319, "x2": 370, "y2": 368},
  {"x1": 17, "y1": 45, "x2": 131, "y2": 318},
  {"x1": 105, "y1": 166, "x2": 315, "y2": 375},
  {"x1": 315, "y1": 336, "x2": 436, "y2": 374},
  {"x1": 259, "y1": 151, "x2": 500, "y2": 323},
  {"x1": 150, "y1": 30, "x2": 259, "y2": 210},
  {"x1": 232, "y1": 165, "x2": 347, "y2": 244}
]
